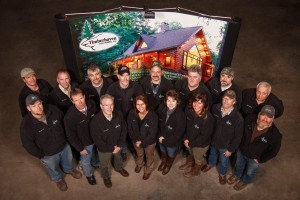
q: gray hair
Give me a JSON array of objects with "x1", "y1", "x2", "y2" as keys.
[
  {"x1": 188, "y1": 64, "x2": 202, "y2": 76},
  {"x1": 87, "y1": 62, "x2": 101, "y2": 75},
  {"x1": 256, "y1": 81, "x2": 272, "y2": 94},
  {"x1": 100, "y1": 94, "x2": 114, "y2": 104}
]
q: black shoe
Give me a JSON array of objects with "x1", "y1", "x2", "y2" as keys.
[
  {"x1": 91, "y1": 164, "x2": 100, "y2": 169},
  {"x1": 116, "y1": 168, "x2": 129, "y2": 177},
  {"x1": 121, "y1": 152, "x2": 127, "y2": 162},
  {"x1": 103, "y1": 178, "x2": 112, "y2": 188},
  {"x1": 87, "y1": 175, "x2": 97, "y2": 185}
]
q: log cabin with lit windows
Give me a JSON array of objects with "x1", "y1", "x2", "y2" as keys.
[{"x1": 112, "y1": 26, "x2": 215, "y2": 82}]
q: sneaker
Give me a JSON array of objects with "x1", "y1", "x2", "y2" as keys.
[
  {"x1": 103, "y1": 178, "x2": 112, "y2": 188},
  {"x1": 234, "y1": 181, "x2": 248, "y2": 191},
  {"x1": 70, "y1": 169, "x2": 82, "y2": 179},
  {"x1": 227, "y1": 175, "x2": 239, "y2": 185},
  {"x1": 121, "y1": 152, "x2": 127, "y2": 162},
  {"x1": 56, "y1": 179, "x2": 68, "y2": 192}
]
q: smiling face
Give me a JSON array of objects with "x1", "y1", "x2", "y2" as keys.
[
  {"x1": 118, "y1": 73, "x2": 130, "y2": 88},
  {"x1": 100, "y1": 97, "x2": 114, "y2": 116},
  {"x1": 187, "y1": 71, "x2": 201, "y2": 89},
  {"x1": 166, "y1": 96, "x2": 177, "y2": 110},
  {"x1": 257, "y1": 113, "x2": 273, "y2": 130},
  {"x1": 136, "y1": 99, "x2": 147, "y2": 113},
  {"x1": 27, "y1": 100, "x2": 44, "y2": 117},
  {"x1": 23, "y1": 74, "x2": 37, "y2": 87},
  {"x1": 71, "y1": 93, "x2": 86, "y2": 110},
  {"x1": 256, "y1": 85, "x2": 270, "y2": 104},
  {"x1": 150, "y1": 66, "x2": 162, "y2": 84},
  {"x1": 222, "y1": 96, "x2": 236, "y2": 110},
  {"x1": 88, "y1": 68, "x2": 102, "y2": 86},
  {"x1": 220, "y1": 74, "x2": 233, "y2": 87},
  {"x1": 193, "y1": 99, "x2": 204, "y2": 115},
  {"x1": 57, "y1": 72, "x2": 70, "y2": 89}
]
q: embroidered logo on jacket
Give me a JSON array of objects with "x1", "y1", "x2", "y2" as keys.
[
  {"x1": 194, "y1": 124, "x2": 200, "y2": 129},
  {"x1": 226, "y1": 120, "x2": 232, "y2": 125},
  {"x1": 144, "y1": 123, "x2": 149, "y2": 127},
  {"x1": 38, "y1": 128, "x2": 45, "y2": 133},
  {"x1": 115, "y1": 124, "x2": 120, "y2": 128},
  {"x1": 52, "y1": 120, "x2": 58, "y2": 125},
  {"x1": 246, "y1": 104, "x2": 252, "y2": 108},
  {"x1": 261, "y1": 137, "x2": 268, "y2": 143},
  {"x1": 159, "y1": 94, "x2": 164, "y2": 98},
  {"x1": 167, "y1": 125, "x2": 173, "y2": 130}
]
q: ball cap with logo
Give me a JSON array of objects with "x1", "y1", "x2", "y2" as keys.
[
  {"x1": 25, "y1": 94, "x2": 41, "y2": 106},
  {"x1": 118, "y1": 65, "x2": 130, "y2": 76},
  {"x1": 260, "y1": 105, "x2": 275, "y2": 118},
  {"x1": 20, "y1": 68, "x2": 35, "y2": 78}
]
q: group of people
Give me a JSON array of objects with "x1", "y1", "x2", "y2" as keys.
[{"x1": 19, "y1": 61, "x2": 284, "y2": 192}]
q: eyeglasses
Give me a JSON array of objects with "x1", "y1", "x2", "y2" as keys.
[{"x1": 101, "y1": 104, "x2": 114, "y2": 108}]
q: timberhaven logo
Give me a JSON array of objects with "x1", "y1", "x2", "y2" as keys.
[{"x1": 80, "y1": 32, "x2": 119, "y2": 52}]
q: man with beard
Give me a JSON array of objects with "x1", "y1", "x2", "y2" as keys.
[
  {"x1": 107, "y1": 65, "x2": 143, "y2": 161},
  {"x1": 207, "y1": 67, "x2": 242, "y2": 109},
  {"x1": 20, "y1": 94, "x2": 82, "y2": 192},
  {"x1": 79, "y1": 62, "x2": 113, "y2": 112},
  {"x1": 241, "y1": 81, "x2": 284, "y2": 119},
  {"x1": 19, "y1": 67, "x2": 53, "y2": 117},
  {"x1": 140, "y1": 60, "x2": 173, "y2": 111},
  {"x1": 227, "y1": 105, "x2": 282, "y2": 191},
  {"x1": 48, "y1": 69, "x2": 78, "y2": 114}
]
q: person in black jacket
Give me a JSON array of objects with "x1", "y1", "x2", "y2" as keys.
[
  {"x1": 90, "y1": 94, "x2": 129, "y2": 188},
  {"x1": 79, "y1": 62, "x2": 113, "y2": 113},
  {"x1": 157, "y1": 89, "x2": 186, "y2": 175},
  {"x1": 107, "y1": 65, "x2": 143, "y2": 161},
  {"x1": 179, "y1": 93, "x2": 215, "y2": 178},
  {"x1": 48, "y1": 69, "x2": 78, "y2": 114},
  {"x1": 207, "y1": 67, "x2": 242, "y2": 110},
  {"x1": 227, "y1": 105, "x2": 282, "y2": 191},
  {"x1": 140, "y1": 60, "x2": 173, "y2": 111},
  {"x1": 201, "y1": 90, "x2": 244, "y2": 185},
  {"x1": 64, "y1": 88, "x2": 99, "y2": 185},
  {"x1": 20, "y1": 94, "x2": 82, "y2": 192},
  {"x1": 241, "y1": 81, "x2": 284, "y2": 119},
  {"x1": 19, "y1": 67, "x2": 53, "y2": 117},
  {"x1": 127, "y1": 94, "x2": 158, "y2": 180}
]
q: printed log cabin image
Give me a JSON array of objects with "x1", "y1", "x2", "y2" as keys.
[{"x1": 112, "y1": 25, "x2": 215, "y2": 82}]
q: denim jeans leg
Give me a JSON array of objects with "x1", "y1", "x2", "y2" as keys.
[
  {"x1": 121, "y1": 142, "x2": 128, "y2": 153},
  {"x1": 113, "y1": 152, "x2": 123, "y2": 171},
  {"x1": 166, "y1": 146, "x2": 177, "y2": 158},
  {"x1": 81, "y1": 144, "x2": 94, "y2": 177},
  {"x1": 59, "y1": 144, "x2": 74, "y2": 173},
  {"x1": 234, "y1": 150, "x2": 247, "y2": 178},
  {"x1": 218, "y1": 148, "x2": 229, "y2": 176},
  {"x1": 241, "y1": 158, "x2": 259, "y2": 184},
  {"x1": 208, "y1": 146, "x2": 218, "y2": 167},
  {"x1": 99, "y1": 152, "x2": 111, "y2": 179},
  {"x1": 40, "y1": 154, "x2": 62, "y2": 182},
  {"x1": 91, "y1": 144, "x2": 100, "y2": 167},
  {"x1": 159, "y1": 143, "x2": 166, "y2": 153}
]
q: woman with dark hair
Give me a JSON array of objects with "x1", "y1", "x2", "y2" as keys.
[
  {"x1": 157, "y1": 89, "x2": 186, "y2": 175},
  {"x1": 179, "y1": 93, "x2": 215, "y2": 177},
  {"x1": 127, "y1": 94, "x2": 158, "y2": 180}
]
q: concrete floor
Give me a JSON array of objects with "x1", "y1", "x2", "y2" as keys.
[{"x1": 0, "y1": 0, "x2": 299, "y2": 199}]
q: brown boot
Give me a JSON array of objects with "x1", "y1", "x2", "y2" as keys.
[
  {"x1": 162, "y1": 156, "x2": 175, "y2": 175},
  {"x1": 158, "y1": 152, "x2": 167, "y2": 171},
  {"x1": 184, "y1": 163, "x2": 201, "y2": 178},
  {"x1": 179, "y1": 154, "x2": 194, "y2": 170}
]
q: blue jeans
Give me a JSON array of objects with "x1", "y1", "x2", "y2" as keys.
[
  {"x1": 233, "y1": 150, "x2": 259, "y2": 184},
  {"x1": 208, "y1": 146, "x2": 229, "y2": 176},
  {"x1": 159, "y1": 143, "x2": 178, "y2": 158},
  {"x1": 40, "y1": 143, "x2": 74, "y2": 182},
  {"x1": 80, "y1": 144, "x2": 99, "y2": 177}
]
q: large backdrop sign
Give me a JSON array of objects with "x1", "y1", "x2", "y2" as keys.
[{"x1": 55, "y1": 6, "x2": 241, "y2": 83}]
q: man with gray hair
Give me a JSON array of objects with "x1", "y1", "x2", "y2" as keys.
[
  {"x1": 241, "y1": 81, "x2": 284, "y2": 118},
  {"x1": 175, "y1": 64, "x2": 212, "y2": 109},
  {"x1": 207, "y1": 67, "x2": 242, "y2": 109},
  {"x1": 90, "y1": 94, "x2": 129, "y2": 188},
  {"x1": 227, "y1": 105, "x2": 282, "y2": 191},
  {"x1": 19, "y1": 67, "x2": 53, "y2": 117}
]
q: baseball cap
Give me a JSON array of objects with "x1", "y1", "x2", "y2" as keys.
[
  {"x1": 223, "y1": 90, "x2": 236, "y2": 99},
  {"x1": 25, "y1": 94, "x2": 41, "y2": 106},
  {"x1": 260, "y1": 105, "x2": 275, "y2": 118},
  {"x1": 118, "y1": 65, "x2": 130, "y2": 76},
  {"x1": 220, "y1": 67, "x2": 234, "y2": 77},
  {"x1": 21, "y1": 68, "x2": 35, "y2": 78},
  {"x1": 150, "y1": 60, "x2": 163, "y2": 69}
]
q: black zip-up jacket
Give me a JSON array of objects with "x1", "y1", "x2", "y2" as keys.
[
  {"x1": 157, "y1": 105, "x2": 186, "y2": 148},
  {"x1": 64, "y1": 100, "x2": 96, "y2": 152},
  {"x1": 20, "y1": 105, "x2": 66, "y2": 159},
  {"x1": 79, "y1": 77, "x2": 113, "y2": 112},
  {"x1": 19, "y1": 79, "x2": 53, "y2": 117},
  {"x1": 175, "y1": 79, "x2": 212, "y2": 109},
  {"x1": 48, "y1": 82, "x2": 78, "y2": 114},
  {"x1": 106, "y1": 81, "x2": 143, "y2": 119},
  {"x1": 127, "y1": 109, "x2": 158, "y2": 148},
  {"x1": 206, "y1": 77, "x2": 242, "y2": 110},
  {"x1": 90, "y1": 110, "x2": 127, "y2": 153},
  {"x1": 211, "y1": 103, "x2": 244, "y2": 152},
  {"x1": 140, "y1": 76, "x2": 173, "y2": 111},
  {"x1": 241, "y1": 88, "x2": 284, "y2": 119},
  {"x1": 239, "y1": 116, "x2": 282, "y2": 163},
  {"x1": 185, "y1": 108, "x2": 215, "y2": 148}
]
